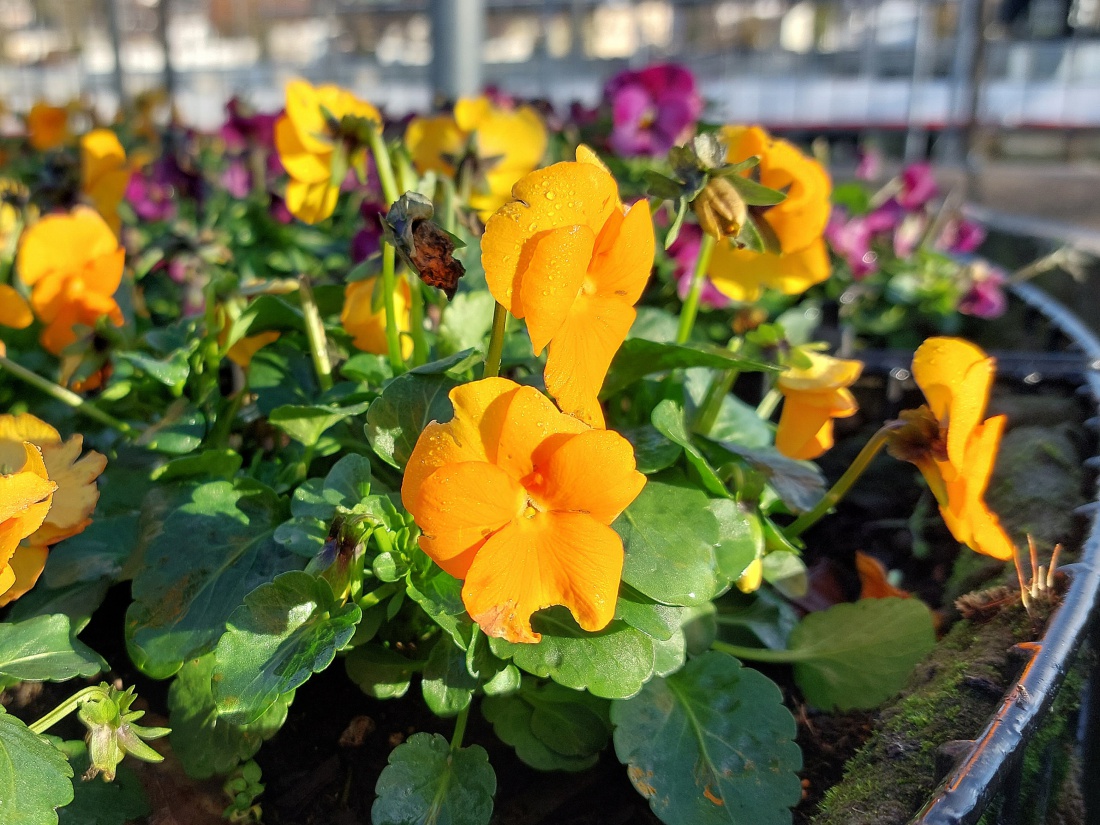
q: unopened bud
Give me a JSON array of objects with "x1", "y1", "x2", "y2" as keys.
[{"x1": 693, "y1": 177, "x2": 748, "y2": 240}]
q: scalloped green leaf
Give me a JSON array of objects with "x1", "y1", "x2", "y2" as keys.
[
  {"x1": 168, "y1": 654, "x2": 293, "y2": 780},
  {"x1": 269, "y1": 400, "x2": 372, "y2": 447},
  {"x1": 611, "y1": 651, "x2": 802, "y2": 825},
  {"x1": 345, "y1": 644, "x2": 419, "y2": 699},
  {"x1": 652, "y1": 400, "x2": 729, "y2": 497},
  {"x1": 125, "y1": 481, "x2": 301, "y2": 680},
  {"x1": 0, "y1": 615, "x2": 105, "y2": 683},
  {"x1": 365, "y1": 372, "x2": 458, "y2": 470},
  {"x1": 421, "y1": 636, "x2": 477, "y2": 718},
  {"x1": 490, "y1": 607, "x2": 656, "y2": 699},
  {"x1": 0, "y1": 708, "x2": 74, "y2": 825},
  {"x1": 373, "y1": 733, "x2": 495, "y2": 825},
  {"x1": 214, "y1": 571, "x2": 361, "y2": 725},
  {"x1": 614, "y1": 476, "x2": 722, "y2": 607}
]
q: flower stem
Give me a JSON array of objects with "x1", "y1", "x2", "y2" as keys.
[
  {"x1": 783, "y1": 424, "x2": 895, "y2": 539},
  {"x1": 711, "y1": 640, "x2": 802, "y2": 664},
  {"x1": 28, "y1": 685, "x2": 106, "y2": 734},
  {"x1": 675, "y1": 232, "x2": 717, "y2": 345},
  {"x1": 756, "y1": 387, "x2": 782, "y2": 420},
  {"x1": 365, "y1": 124, "x2": 400, "y2": 207},
  {"x1": 406, "y1": 273, "x2": 429, "y2": 367},
  {"x1": 380, "y1": 244, "x2": 404, "y2": 373},
  {"x1": 693, "y1": 338, "x2": 743, "y2": 435},
  {"x1": 298, "y1": 274, "x2": 334, "y2": 392},
  {"x1": 0, "y1": 355, "x2": 136, "y2": 436},
  {"x1": 483, "y1": 302, "x2": 508, "y2": 379},
  {"x1": 450, "y1": 702, "x2": 471, "y2": 753}
]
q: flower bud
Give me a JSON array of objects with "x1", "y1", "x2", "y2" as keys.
[{"x1": 692, "y1": 176, "x2": 747, "y2": 240}]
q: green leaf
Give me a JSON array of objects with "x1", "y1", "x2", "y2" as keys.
[
  {"x1": 126, "y1": 481, "x2": 301, "y2": 679},
  {"x1": 711, "y1": 443, "x2": 825, "y2": 514},
  {"x1": 708, "y1": 499, "x2": 761, "y2": 584},
  {"x1": 716, "y1": 589, "x2": 798, "y2": 651},
  {"x1": 615, "y1": 586, "x2": 682, "y2": 641},
  {"x1": 684, "y1": 369, "x2": 772, "y2": 449},
  {"x1": 490, "y1": 608, "x2": 657, "y2": 699},
  {"x1": 762, "y1": 551, "x2": 809, "y2": 599},
  {"x1": 723, "y1": 173, "x2": 787, "y2": 206},
  {"x1": 421, "y1": 637, "x2": 477, "y2": 717},
  {"x1": 269, "y1": 400, "x2": 372, "y2": 447},
  {"x1": 651, "y1": 400, "x2": 729, "y2": 497},
  {"x1": 249, "y1": 343, "x2": 319, "y2": 414},
  {"x1": 345, "y1": 644, "x2": 418, "y2": 699},
  {"x1": 372, "y1": 733, "x2": 495, "y2": 825},
  {"x1": 406, "y1": 567, "x2": 473, "y2": 649},
  {"x1": 621, "y1": 425, "x2": 681, "y2": 475},
  {"x1": 438, "y1": 291, "x2": 496, "y2": 356},
  {"x1": 214, "y1": 572, "x2": 361, "y2": 725},
  {"x1": 58, "y1": 744, "x2": 150, "y2": 825},
  {"x1": 612, "y1": 651, "x2": 802, "y2": 825},
  {"x1": 43, "y1": 515, "x2": 138, "y2": 588},
  {"x1": 365, "y1": 372, "x2": 458, "y2": 470},
  {"x1": 482, "y1": 680, "x2": 611, "y2": 772},
  {"x1": 168, "y1": 654, "x2": 293, "y2": 780},
  {"x1": 0, "y1": 615, "x2": 105, "y2": 683},
  {"x1": 615, "y1": 476, "x2": 721, "y2": 607},
  {"x1": 787, "y1": 598, "x2": 936, "y2": 711},
  {"x1": 341, "y1": 353, "x2": 393, "y2": 385},
  {"x1": 150, "y1": 450, "x2": 243, "y2": 482},
  {"x1": 602, "y1": 339, "x2": 775, "y2": 398},
  {"x1": 0, "y1": 708, "x2": 74, "y2": 825},
  {"x1": 116, "y1": 350, "x2": 190, "y2": 387},
  {"x1": 7, "y1": 580, "x2": 110, "y2": 635}
]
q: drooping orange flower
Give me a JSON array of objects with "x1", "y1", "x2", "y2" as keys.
[
  {"x1": 406, "y1": 97, "x2": 548, "y2": 220},
  {"x1": 17, "y1": 206, "x2": 125, "y2": 355},
  {"x1": 26, "y1": 102, "x2": 70, "y2": 151},
  {"x1": 274, "y1": 80, "x2": 381, "y2": 224},
  {"x1": 774, "y1": 350, "x2": 863, "y2": 460},
  {"x1": 887, "y1": 337, "x2": 1014, "y2": 561},
  {"x1": 707, "y1": 125, "x2": 832, "y2": 302},
  {"x1": 82, "y1": 129, "x2": 134, "y2": 235},
  {"x1": 482, "y1": 146, "x2": 655, "y2": 426},
  {"x1": 0, "y1": 442, "x2": 56, "y2": 605},
  {"x1": 402, "y1": 378, "x2": 646, "y2": 644},
  {"x1": 341, "y1": 276, "x2": 413, "y2": 360}
]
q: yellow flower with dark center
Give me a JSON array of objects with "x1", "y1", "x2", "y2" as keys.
[
  {"x1": 406, "y1": 96, "x2": 547, "y2": 220},
  {"x1": 775, "y1": 350, "x2": 863, "y2": 460},
  {"x1": 274, "y1": 80, "x2": 381, "y2": 224},
  {"x1": 707, "y1": 125, "x2": 832, "y2": 302}
]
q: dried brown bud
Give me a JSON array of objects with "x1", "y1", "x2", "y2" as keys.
[
  {"x1": 692, "y1": 176, "x2": 748, "y2": 240},
  {"x1": 732, "y1": 306, "x2": 769, "y2": 336},
  {"x1": 884, "y1": 408, "x2": 947, "y2": 466},
  {"x1": 383, "y1": 192, "x2": 466, "y2": 300}
]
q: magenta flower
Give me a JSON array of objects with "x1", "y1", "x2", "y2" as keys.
[
  {"x1": 958, "y1": 262, "x2": 1007, "y2": 319},
  {"x1": 855, "y1": 145, "x2": 882, "y2": 181},
  {"x1": 221, "y1": 159, "x2": 251, "y2": 199},
  {"x1": 604, "y1": 63, "x2": 703, "y2": 158},
  {"x1": 670, "y1": 223, "x2": 730, "y2": 308},
  {"x1": 221, "y1": 97, "x2": 279, "y2": 155},
  {"x1": 352, "y1": 201, "x2": 386, "y2": 264},
  {"x1": 825, "y1": 209, "x2": 878, "y2": 278},
  {"x1": 939, "y1": 217, "x2": 986, "y2": 254},
  {"x1": 125, "y1": 172, "x2": 176, "y2": 222},
  {"x1": 898, "y1": 163, "x2": 937, "y2": 210}
]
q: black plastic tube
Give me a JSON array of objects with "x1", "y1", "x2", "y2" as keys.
[{"x1": 908, "y1": 282, "x2": 1100, "y2": 825}]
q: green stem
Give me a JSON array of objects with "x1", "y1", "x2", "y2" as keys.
[
  {"x1": 365, "y1": 125, "x2": 400, "y2": 206},
  {"x1": 298, "y1": 275, "x2": 334, "y2": 392},
  {"x1": 28, "y1": 685, "x2": 106, "y2": 734},
  {"x1": 711, "y1": 640, "x2": 802, "y2": 664},
  {"x1": 483, "y1": 302, "x2": 508, "y2": 379},
  {"x1": 406, "y1": 273, "x2": 429, "y2": 367},
  {"x1": 756, "y1": 387, "x2": 782, "y2": 420},
  {"x1": 693, "y1": 339, "x2": 743, "y2": 435},
  {"x1": 380, "y1": 245, "x2": 404, "y2": 373},
  {"x1": 675, "y1": 232, "x2": 717, "y2": 345},
  {"x1": 0, "y1": 355, "x2": 136, "y2": 436},
  {"x1": 783, "y1": 424, "x2": 895, "y2": 539},
  {"x1": 450, "y1": 701, "x2": 471, "y2": 753}
]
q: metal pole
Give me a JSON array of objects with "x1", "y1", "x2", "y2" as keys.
[
  {"x1": 157, "y1": 0, "x2": 175, "y2": 103},
  {"x1": 429, "y1": 0, "x2": 484, "y2": 100},
  {"x1": 943, "y1": 0, "x2": 986, "y2": 170},
  {"x1": 904, "y1": 1, "x2": 937, "y2": 161},
  {"x1": 104, "y1": 0, "x2": 125, "y2": 107}
]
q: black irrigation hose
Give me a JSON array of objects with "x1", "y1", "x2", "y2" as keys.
[{"x1": 908, "y1": 282, "x2": 1100, "y2": 825}]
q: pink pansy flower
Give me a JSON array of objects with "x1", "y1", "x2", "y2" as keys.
[{"x1": 604, "y1": 63, "x2": 703, "y2": 158}]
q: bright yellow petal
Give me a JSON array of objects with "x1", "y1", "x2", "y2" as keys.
[
  {"x1": 341, "y1": 277, "x2": 412, "y2": 359},
  {"x1": 18, "y1": 207, "x2": 120, "y2": 287},
  {"x1": 274, "y1": 114, "x2": 331, "y2": 184},
  {"x1": 283, "y1": 80, "x2": 332, "y2": 155},
  {"x1": 589, "y1": 201, "x2": 655, "y2": 305},
  {"x1": 518, "y1": 224, "x2": 594, "y2": 354},
  {"x1": 0, "y1": 285, "x2": 33, "y2": 329},
  {"x1": 461, "y1": 511, "x2": 624, "y2": 643},
  {"x1": 413, "y1": 461, "x2": 526, "y2": 578},
  {"x1": 911, "y1": 337, "x2": 993, "y2": 471},
  {"x1": 775, "y1": 397, "x2": 835, "y2": 460},
  {"x1": 81, "y1": 129, "x2": 130, "y2": 224},
  {"x1": 544, "y1": 294, "x2": 635, "y2": 426},
  {"x1": 285, "y1": 179, "x2": 339, "y2": 224},
  {"x1": 405, "y1": 114, "x2": 464, "y2": 176},
  {"x1": 708, "y1": 237, "x2": 831, "y2": 303},
  {"x1": 227, "y1": 331, "x2": 280, "y2": 368},
  {"x1": 0, "y1": 544, "x2": 48, "y2": 606},
  {"x1": 778, "y1": 351, "x2": 863, "y2": 393},
  {"x1": 530, "y1": 429, "x2": 646, "y2": 524}
]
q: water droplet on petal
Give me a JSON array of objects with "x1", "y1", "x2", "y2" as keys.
[{"x1": 545, "y1": 191, "x2": 555, "y2": 200}]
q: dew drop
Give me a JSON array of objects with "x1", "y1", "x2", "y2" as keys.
[{"x1": 545, "y1": 191, "x2": 555, "y2": 200}]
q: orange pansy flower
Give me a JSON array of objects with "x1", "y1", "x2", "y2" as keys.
[
  {"x1": 0, "y1": 442, "x2": 56, "y2": 604},
  {"x1": 888, "y1": 337, "x2": 1014, "y2": 561},
  {"x1": 82, "y1": 129, "x2": 134, "y2": 235},
  {"x1": 341, "y1": 276, "x2": 413, "y2": 360},
  {"x1": 707, "y1": 125, "x2": 832, "y2": 302},
  {"x1": 17, "y1": 206, "x2": 125, "y2": 355},
  {"x1": 0, "y1": 284, "x2": 33, "y2": 330},
  {"x1": 406, "y1": 96, "x2": 548, "y2": 220},
  {"x1": 774, "y1": 350, "x2": 863, "y2": 460},
  {"x1": 401, "y1": 378, "x2": 646, "y2": 644},
  {"x1": 274, "y1": 80, "x2": 381, "y2": 224},
  {"x1": 26, "y1": 102, "x2": 70, "y2": 151},
  {"x1": 482, "y1": 146, "x2": 655, "y2": 426}
]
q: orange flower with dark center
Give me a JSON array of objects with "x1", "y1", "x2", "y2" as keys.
[
  {"x1": 482, "y1": 146, "x2": 655, "y2": 426},
  {"x1": 401, "y1": 378, "x2": 646, "y2": 644},
  {"x1": 887, "y1": 337, "x2": 1014, "y2": 560},
  {"x1": 775, "y1": 350, "x2": 863, "y2": 460},
  {"x1": 17, "y1": 207, "x2": 125, "y2": 355}
]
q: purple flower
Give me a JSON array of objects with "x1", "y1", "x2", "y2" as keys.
[
  {"x1": 352, "y1": 201, "x2": 386, "y2": 264},
  {"x1": 855, "y1": 145, "x2": 882, "y2": 181},
  {"x1": 670, "y1": 223, "x2": 730, "y2": 308},
  {"x1": 604, "y1": 63, "x2": 703, "y2": 158},
  {"x1": 939, "y1": 218, "x2": 986, "y2": 254},
  {"x1": 125, "y1": 172, "x2": 176, "y2": 222},
  {"x1": 269, "y1": 195, "x2": 294, "y2": 225},
  {"x1": 958, "y1": 262, "x2": 1007, "y2": 319},
  {"x1": 221, "y1": 159, "x2": 251, "y2": 199},
  {"x1": 221, "y1": 97, "x2": 279, "y2": 154},
  {"x1": 825, "y1": 208, "x2": 878, "y2": 278},
  {"x1": 898, "y1": 163, "x2": 937, "y2": 210}
]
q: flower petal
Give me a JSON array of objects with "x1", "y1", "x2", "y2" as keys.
[
  {"x1": 531, "y1": 429, "x2": 646, "y2": 524},
  {"x1": 274, "y1": 114, "x2": 330, "y2": 184},
  {"x1": 30, "y1": 436, "x2": 107, "y2": 547},
  {"x1": 911, "y1": 337, "x2": 993, "y2": 470},
  {"x1": 461, "y1": 511, "x2": 624, "y2": 643},
  {"x1": 942, "y1": 415, "x2": 1014, "y2": 560},
  {"x1": 0, "y1": 285, "x2": 33, "y2": 329},
  {"x1": 285, "y1": 179, "x2": 339, "y2": 224},
  {"x1": 775, "y1": 397, "x2": 836, "y2": 460},
  {"x1": 589, "y1": 200, "x2": 655, "y2": 305},
  {"x1": 0, "y1": 544, "x2": 48, "y2": 606},
  {"x1": 708, "y1": 237, "x2": 831, "y2": 303},
  {"x1": 413, "y1": 461, "x2": 526, "y2": 578},
  {"x1": 518, "y1": 224, "x2": 594, "y2": 354},
  {"x1": 405, "y1": 114, "x2": 464, "y2": 177},
  {"x1": 341, "y1": 277, "x2": 412, "y2": 359}
]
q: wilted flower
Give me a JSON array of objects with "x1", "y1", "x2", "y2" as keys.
[
  {"x1": 17, "y1": 207, "x2": 125, "y2": 355},
  {"x1": 775, "y1": 350, "x2": 863, "y2": 460},
  {"x1": 603, "y1": 63, "x2": 703, "y2": 158},
  {"x1": 482, "y1": 146, "x2": 655, "y2": 425},
  {"x1": 401, "y1": 378, "x2": 646, "y2": 643}
]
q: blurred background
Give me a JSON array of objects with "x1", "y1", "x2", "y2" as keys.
[{"x1": 2, "y1": 0, "x2": 1099, "y2": 228}]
